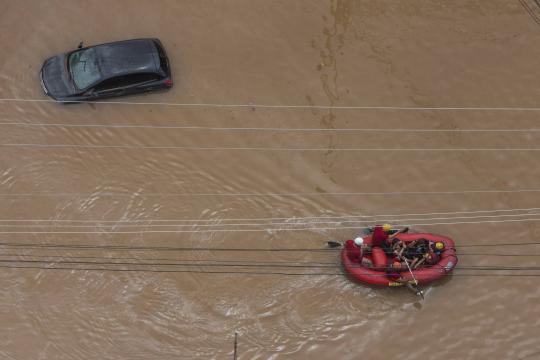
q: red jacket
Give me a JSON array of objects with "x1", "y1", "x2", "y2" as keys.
[
  {"x1": 344, "y1": 240, "x2": 363, "y2": 262},
  {"x1": 371, "y1": 225, "x2": 389, "y2": 247}
]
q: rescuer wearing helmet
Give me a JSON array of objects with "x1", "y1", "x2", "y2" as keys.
[
  {"x1": 344, "y1": 236, "x2": 366, "y2": 262},
  {"x1": 370, "y1": 223, "x2": 400, "y2": 254},
  {"x1": 425, "y1": 241, "x2": 445, "y2": 265},
  {"x1": 354, "y1": 236, "x2": 365, "y2": 247},
  {"x1": 434, "y1": 241, "x2": 445, "y2": 253},
  {"x1": 353, "y1": 236, "x2": 366, "y2": 262}
]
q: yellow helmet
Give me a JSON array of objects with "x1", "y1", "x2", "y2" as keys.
[
  {"x1": 382, "y1": 224, "x2": 392, "y2": 232},
  {"x1": 435, "y1": 242, "x2": 445, "y2": 250}
]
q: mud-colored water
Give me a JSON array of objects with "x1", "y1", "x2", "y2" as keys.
[{"x1": 1, "y1": 1, "x2": 540, "y2": 359}]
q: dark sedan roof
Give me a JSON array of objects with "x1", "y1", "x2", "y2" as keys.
[{"x1": 92, "y1": 39, "x2": 160, "y2": 78}]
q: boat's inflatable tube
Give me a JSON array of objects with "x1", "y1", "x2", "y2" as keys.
[{"x1": 341, "y1": 232, "x2": 458, "y2": 287}]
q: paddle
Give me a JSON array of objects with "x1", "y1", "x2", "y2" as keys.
[
  {"x1": 402, "y1": 257, "x2": 424, "y2": 299},
  {"x1": 327, "y1": 241, "x2": 342, "y2": 248},
  {"x1": 394, "y1": 226, "x2": 409, "y2": 236}
]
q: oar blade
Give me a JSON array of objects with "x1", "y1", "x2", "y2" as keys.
[{"x1": 327, "y1": 241, "x2": 342, "y2": 248}]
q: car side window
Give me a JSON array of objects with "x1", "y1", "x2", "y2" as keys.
[
  {"x1": 130, "y1": 73, "x2": 162, "y2": 83},
  {"x1": 94, "y1": 76, "x2": 131, "y2": 92},
  {"x1": 94, "y1": 73, "x2": 161, "y2": 92}
]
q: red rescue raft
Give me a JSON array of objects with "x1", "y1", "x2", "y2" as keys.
[{"x1": 341, "y1": 232, "x2": 458, "y2": 287}]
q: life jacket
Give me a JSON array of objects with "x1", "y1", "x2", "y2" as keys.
[{"x1": 371, "y1": 225, "x2": 389, "y2": 247}]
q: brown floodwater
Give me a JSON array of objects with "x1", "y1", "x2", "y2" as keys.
[{"x1": 1, "y1": 0, "x2": 540, "y2": 359}]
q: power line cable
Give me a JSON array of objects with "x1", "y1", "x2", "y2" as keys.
[
  {"x1": 1, "y1": 216, "x2": 540, "y2": 233},
  {"x1": 2, "y1": 189, "x2": 540, "y2": 198},
  {"x1": 1, "y1": 206, "x2": 537, "y2": 223},
  {"x1": 0, "y1": 253, "x2": 538, "y2": 271},
  {"x1": 0, "y1": 262, "x2": 539, "y2": 277},
  {"x1": 3, "y1": 121, "x2": 540, "y2": 133},
  {"x1": 0, "y1": 211, "x2": 538, "y2": 229},
  {"x1": 3, "y1": 143, "x2": 540, "y2": 151},
  {"x1": 0, "y1": 240, "x2": 539, "y2": 252},
  {"x1": 2, "y1": 98, "x2": 540, "y2": 111},
  {"x1": 0, "y1": 242, "x2": 338, "y2": 252},
  {"x1": 0, "y1": 253, "x2": 339, "y2": 265},
  {"x1": 3, "y1": 249, "x2": 539, "y2": 257},
  {"x1": 0, "y1": 256, "x2": 538, "y2": 272}
]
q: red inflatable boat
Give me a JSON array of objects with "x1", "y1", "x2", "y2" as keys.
[{"x1": 341, "y1": 232, "x2": 458, "y2": 287}]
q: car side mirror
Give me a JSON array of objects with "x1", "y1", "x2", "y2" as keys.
[{"x1": 77, "y1": 41, "x2": 83, "y2": 49}]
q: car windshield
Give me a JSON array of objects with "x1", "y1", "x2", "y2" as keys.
[{"x1": 68, "y1": 48, "x2": 101, "y2": 90}]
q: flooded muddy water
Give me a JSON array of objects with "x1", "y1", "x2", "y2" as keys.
[{"x1": 1, "y1": 1, "x2": 540, "y2": 359}]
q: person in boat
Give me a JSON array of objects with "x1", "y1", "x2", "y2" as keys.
[
  {"x1": 425, "y1": 241, "x2": 445, "y2": 265},
  {"x1": 400, "y1": 238, "x2": 429, "y2": 260},
  {"x1": 344, "y1": 237, "x2": 367, "y2": 263},
  {"x1": 369, "y1": 223, "x2": 400, "y2": 254}
]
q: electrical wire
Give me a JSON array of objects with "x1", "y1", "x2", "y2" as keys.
[
  {"x1": 2, "y1": 189, "x2": 540, "y2": 198},
  {"x1": 0, "y1": 253, "x2": 538, "y2": 271},
  {"x1": 0, "y1": 262, "x2": 538, "y2": 277},
  {"x1": 0, "y1": 211, "x2": 538, "y2": 229},
  {"x1": 3, "y1": 121, "x2": 540, "y2": 133},
  {"x1": 2, "y1": 98, "x2": 540, "y2": 111},
  {"x1": 0, "y1": 240, "x2": 539, "y2": 252},
  {"x1": 3, "y1": 143, "x2": 540, "y2": 151},
  {"x1": 1, "y1": 216, "x2": 540, "y2": 233},
  {"x1": 1, "y1": 205, "x2": 537, "y2": 223}
]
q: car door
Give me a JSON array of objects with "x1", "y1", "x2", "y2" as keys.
[
  {"x1": 89, "y1": 73, "x2": 163, "y2": 99},
  {"x1": 131, "y1": 73, "x2": 164, "y2": 94},
  {"x1": 90, "y1": 76, "x2": 131, "y2": 99}
]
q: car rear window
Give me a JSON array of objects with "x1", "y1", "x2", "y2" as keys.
[{"x1": 153, "y1": 40, "x2": 169, "y2": 74}]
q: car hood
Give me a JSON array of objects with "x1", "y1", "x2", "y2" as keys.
[{"x1": 40, "y1": 54, "x2": 75, "y2": 98}]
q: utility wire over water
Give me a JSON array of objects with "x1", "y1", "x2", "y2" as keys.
[
  {"x1": 0, "y1": 208, "x2": 538, "y2": 275},
  {"x1": 4, "y1": 121, "x2": 540, "y2": 133},
  {"x1": 3, "y1": 97, "x2": 540, "y2": 111},
  {"x1": 3, "y1": 189, "x2": 540, "y2": 198},
  {"x1": 0, "y1": 239, "x2": 538, "y2": 275},
  {"x1": 0, "y1": 211, "x2": 538, "y2": 228},
  {"x1": 0, "y1": 260, "x2": 538, "y2": 277},
  {"x1": 0, "y1": 208, "x2": 539, "y2": 275},
  {"x1": 0, "y1": 217, "x2": 539, "y2": 233},
  {"x1": 1, "y1": 205, "x2": 538, "y2": 222},
  {"x1": 0, "y1": 235, "x2": 539, "y2": 273},
  {"x1": 1, "y1": 207, "x2": 540, "y2": 234},
  {"x1": 1, "y1": 101, "x2": 539, "y2": 273},
  {"x1": 1, "y1": 263, "x2": 540, "y2": 277},
  {"x1": 3, "y1": 143, "x2": 540, "y2": 151}
]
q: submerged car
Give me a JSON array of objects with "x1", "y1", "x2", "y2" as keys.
[{"x1": 40, "y1": 38, "x2": 172, "y2": 101}]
